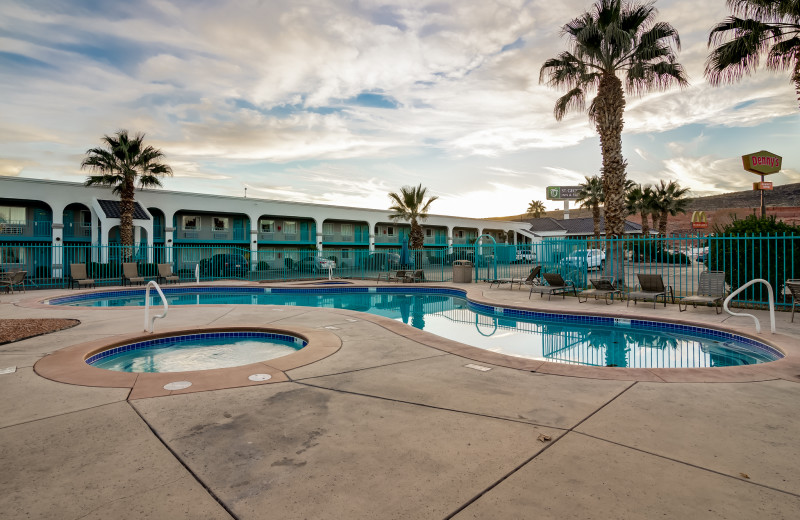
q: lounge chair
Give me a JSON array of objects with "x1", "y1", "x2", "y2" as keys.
[
  {"x1": 157, "y1": 263, "x2": 180, "y2": 285},
  {"x1": 69, "y1": 263, "x2": 95, "y2": 289},
  {"x1": 122, "y1": 263, "x2": 145, "y2": 286},
  {"x1": 578, "y1": 277, "x2": 620, "y2": 304},
  {"x1": 512, "y1": 266, "x2": 541, "y2": 290},
  {"x1": 785, "y1": 279, "x2": 800, "y2": 323},
  {"x1": 387, "y1": 270, "x2": 408, "y2": 283},
  {"x1": 678, "y1": 271, "x2": 726, "y2": 314},
  {"x1": 627, "y1": 273, "x2": 674, "y2": 308},
  {"x1": 404, "y1": 269, "x2": 425, "y2": 283},
  {"x1": 529, "y1": 272, "x2": 577, "y2": 300}
]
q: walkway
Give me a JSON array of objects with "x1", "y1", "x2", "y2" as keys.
[{"x1": 1, "y1": 283, "x2": 798, "y2": 519}]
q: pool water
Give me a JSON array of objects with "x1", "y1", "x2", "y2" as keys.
[
  {"x1": 60, "y1": 289, "x2": 780, "y2": 369},
  {"x1": 89, "y1": 334, "x2": 302, "y2": 373}
]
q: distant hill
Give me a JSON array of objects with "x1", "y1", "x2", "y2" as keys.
[{"x1": 492, "y1": 183, "x2": 800, "y2": 222}]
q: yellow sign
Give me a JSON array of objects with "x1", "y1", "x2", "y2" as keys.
[
  {"x1": 742, "y1": 150, "x2": 782, "y2": 175},
  {"x1": 691, "y1": 211, "x2": 708, "y2": 229}
]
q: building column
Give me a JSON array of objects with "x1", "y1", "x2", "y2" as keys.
[
  {"x1": 99, "y1": 222, "x2": 109, "y2": 263},
  {"x1": 250, "y1": 227, "x2": 259, "y2": 271},
  {"x1": 446, "y1": 226, "x2": 453, "y2": 253},
  {"x1": 51, "y1": 223, "x2": 64, "y2": 278},
  {"x1": 165, "y1": 227, "x2": 175, "y2": 263},
  {"x1": 369, "y1": 233, "x2": 375, "y2": 252}
]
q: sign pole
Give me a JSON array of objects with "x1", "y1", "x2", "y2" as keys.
[
  {"x1": 760, "y1": 174, "x2": 765, "y2": 218},
  {"x1": 563, "y1": 200, "x2": 569, "y2": 220}
]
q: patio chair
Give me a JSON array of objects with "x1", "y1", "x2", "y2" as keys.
[
  {"x1": 627, "y1": 273, "x2": 674, "y2": 308},
  {"x1": 387, "y1": 270, "x2": 408, "y2": 283},
  {"x1": 578, "y1": 277, "x2": 620, "y2": 305},
  {"x1": 529, "y1": 272, "x2": 577, "y2": 300},
  {"x1": 404, "y1": 269, "x2": 425, "y2": 283},
  {"x1": 122, "y1": 263, "x2": 145, "y2": 286},
  {"x1": 157, "y1": 263, "x2": 180, "y2": 285},
  {"x1": 679, "y1": 271, "x2": 727, "y2": 314},
  {"x1": 507, "y1": 266, "x2": 542, "y2": 290},
  {"x1": 785, "y1": 279, "x2": 800, "y2": 323},
  {"x1": 69, "y1": 263, "x2": 95, "y2": 289}
]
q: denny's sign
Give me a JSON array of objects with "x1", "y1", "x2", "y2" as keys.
[{"x1": 742, "y1": 150, "x2": 782, "y2": 175}]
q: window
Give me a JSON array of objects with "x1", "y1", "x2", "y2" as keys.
[
  {"x1": 284, "y1": 221, "x2": 297, "y2": 234},
  {"x1": 323, "y1": 223, "x2": 334, "y2": 235},
  {"x1": 387, "y1": 226, "x2": 395, "y2": 236},
  {"x1": 213, "y1": 217, "x2": 229, "y2": 230},
  {"x1": 425, "y1": 228, "x2": 432, "y2": 237},
  {"x1": 342, "y1": 249, "x2": 350, "y2": 259},
  {"x1": 260, "y1": 219, "x2": 274, "y2": 233},
  {"x1": 0, "y1": 246, "x2": 25, "y2": 264},
  {"x1": 80, "y1": 210, "x2": 92, "y2": 227},
  {"x1": 341, "y1": 224, "x2": 353, "y2": 237},
  {"x1": 0, "y1": 206, "x2": 26, "y2": 224},
  {"x1": 183, "y1": 215, "x2": 199, "y2": 230},
  {"x1": 455, "y1": 230, "x2": 464, "y2": 238}
]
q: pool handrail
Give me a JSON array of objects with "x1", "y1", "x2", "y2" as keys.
[
  {"x1": 144, "y1": 280, "x2": 168, "y2": 333},
  {"x1": 723, "y1": 278, "x2": 775, "y2": 334}
]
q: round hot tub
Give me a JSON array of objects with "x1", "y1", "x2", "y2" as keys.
[{"x1": 86, "y1": 331, "x2": 307, "y2": 373}]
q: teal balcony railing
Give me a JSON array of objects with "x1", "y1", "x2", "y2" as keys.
[{"x1": 0, "y1": 220, "x2": 53, "y2": 239}]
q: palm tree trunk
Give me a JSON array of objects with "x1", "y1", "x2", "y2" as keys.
[
  {"x1": 639, "y1": 210, "x2": 650, "y2": 236},
  {"x1": 658, "y1": 213, "x2": 669, "y2": 237},
  {"x1": 409, "y1": 218, "x2": 424, "y2": 249},
  {"x1": 120, "y1": 180, "x2": 135, "y2": 260},
  {"x1": 651, "y1": 213, "x2": 659, "y2": 234},
  {"x1": 592, "y1": 205, "x2": 601, "y2": 239},
  {"x1": 595, "y1": 73, "x2": 627, "y2": 285}
]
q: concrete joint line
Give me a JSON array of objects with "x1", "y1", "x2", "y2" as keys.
[
  {"x1": 574, "y1": 431, "x2": 800, "y2": 499},
  {"x1": 291, "y1": 352, "x2": 450, "y2": 382},
  {"x1": 127, "y1": 401, "x2": 239, "y2": 520},
  {"x1": 0, "y1": 399, "x2": 128, "y2": 432}
]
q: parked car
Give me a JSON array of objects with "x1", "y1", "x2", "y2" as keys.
[
  {"x1": 561, "y1": 249, "x2": 605, "y2": 271},
  {"x1": 295, "y1": 256, "x2": 336, "y2": 272},
  {"x1": 358, "y1": 252, "x2": 401, "y2": 270},
  {"x1": 199, "y1": 254, "x2": 250, "y2": 277},
  {"x1": 514, "y1": 250, "x2": 536, "y2": 263}
]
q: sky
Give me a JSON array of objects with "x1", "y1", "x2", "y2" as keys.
[{"x1": 1, "y1": 0, "x2": 798, "y2": 218}]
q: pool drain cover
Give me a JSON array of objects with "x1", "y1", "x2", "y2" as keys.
[
  {"x1": 163, "y1": 381, "x2": 192, "y2": 390},
  {"x1": 248, "y1": 373, "x2": 272, "y2": 382}
]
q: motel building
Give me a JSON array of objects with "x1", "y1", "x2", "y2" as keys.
[{"x1": 0, "y1": 177, "x2": 536, "y2": 277}]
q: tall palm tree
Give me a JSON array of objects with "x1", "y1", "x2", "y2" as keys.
[
  {"x1": 652, "y1": 180, "x2": 690, "y2": 236},
  {"x1": 540, "y1": 0, "x2": 688, "y2": 282},
  {"x1": 527, "y1": 200, "x2": 546, "y2": 218},
  {"x1": 81, "y1": 130, "x2": 172, "y2": 258},
  {"x1": 388, "y1": 184, "x2": 438, "y2": 249},
  {"x1": 625, "y1": 183, "x2": 655, "y2": 236},
  {"x1": 576, "y1": 175, "x2": 604, "y2": 239},
  {"x1": 706, "y1": 0, "x2": 800, "y2": 108}
]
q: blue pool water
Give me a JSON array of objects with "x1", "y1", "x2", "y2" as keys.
[
  {"x1": 54, "y1": 287, "x2": 781, "y2": 368},
  {"x1": 88, "y1": 332, "x2": 304, "y2": 373}
]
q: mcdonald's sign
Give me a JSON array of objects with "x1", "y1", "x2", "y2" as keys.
[{"x1": 691, "y1": 211, "x2": 708, "y2": 229}]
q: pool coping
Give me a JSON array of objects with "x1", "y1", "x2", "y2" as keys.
[
  {"x1": 19, "y1": 281, "x2": 800, "y2": 384},
  {"x1": 33, "y1": 325, "x2": 341, "y2": 399}
]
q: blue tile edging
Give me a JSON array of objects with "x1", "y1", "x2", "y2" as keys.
[{"x1": 86, "y1": 331, "x2": 307, "y2": 366}]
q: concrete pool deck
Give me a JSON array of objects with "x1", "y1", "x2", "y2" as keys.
[{"x1": 1, "y1": 281, "x2": 799, "y2": 519}]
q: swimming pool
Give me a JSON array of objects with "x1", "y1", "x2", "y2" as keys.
[{"x1": 49, "y1": 286, "x2": 782, "y2": 368}]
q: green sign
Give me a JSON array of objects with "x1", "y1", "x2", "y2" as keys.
[
  {"x1": 742, "y1": 150, "x2": 782, "y2": 175},
  {"x1": 546, "y1": 186, "x2": 582, "y2": 201}
]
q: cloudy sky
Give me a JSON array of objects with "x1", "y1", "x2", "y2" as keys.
[{"x1": 1, "y1": 0, "x2": 798, "y2": 217}]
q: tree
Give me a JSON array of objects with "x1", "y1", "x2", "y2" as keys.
[
  {"x1": 388, "y1": 184, "x2": 438, "y2": 249},
  {"x1": 706, "y1": 0, "x2": 800, "y2": 109},
  {"x1": 625, "y1": 183, "x2": 655, "y2": 236},
  {"x1": 576, "y1": 175, "x2": 604, "y2": 239},
  {"x1": 540, "y1": 0, "x2": 688, "y2": 283},
  {"x1": 527, "y1": 200, "x2": 546, "y2": 218},
  {"x1": 652, "y1": 180, "x2": 690, "y2": 236},
  {"x1": 81, "y1": 130, "x2": 172, "y2": 258}
]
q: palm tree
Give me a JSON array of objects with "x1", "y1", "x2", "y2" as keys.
[
  {"x1": 540, "y1": 0, "x2": 688, "y2": 282},
  {"x1": 576, "y1": 175, "x2": 605, "y2": 239},
  {"x1": 81, "y1": 130, "x2": 172, "y2": 258},
  {"x1": 625, "y1": 183, "x2": 655, "y2": 236},
  {"x1": 706, "y1": 1, "x2": 800, "y2": 109},
  {"x1": 388, "y1": 184, "x2": 438, "y2": 249},
  {"x1": 652, "y1": 180, "x2": 690, "y2": 236},
  {"x1": 527, "y1": 200, "x2": 546, "y2": 218}
]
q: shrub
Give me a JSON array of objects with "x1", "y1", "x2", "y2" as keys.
[
  {"x1": 284, "y1": 258, "x2": 294, "y2": 269},
  {"x1": 256, "y1": 261, "x2": 270, "y2": 271},
  {"x1": 708, "y1": 215, "x2": 800, "y2": 302}
]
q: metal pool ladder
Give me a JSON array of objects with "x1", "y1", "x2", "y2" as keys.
[
  {"x1": 723, "y1": 278, "x2": 775, "y2": 334},
  {"x1": 144, "y1": 280, "x2": 168, "y2": 333}
]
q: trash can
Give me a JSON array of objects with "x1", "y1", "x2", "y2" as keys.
[{"x1": 452, "y1": 260, "x2": 473, "y2": 283}]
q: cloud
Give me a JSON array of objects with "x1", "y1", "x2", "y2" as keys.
[{"x1": 0, "y1": 158, "x2": 32, "y2": 176}]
